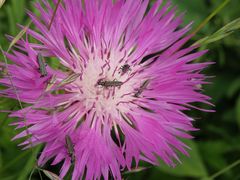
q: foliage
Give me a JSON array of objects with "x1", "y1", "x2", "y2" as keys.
[{"x1": 0, "y1": 0, "x2": 240, "y2": 179}]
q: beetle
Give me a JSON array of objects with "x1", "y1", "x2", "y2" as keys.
[
  {"x1": 37, "y1": 54, "x2": 48, "y2": 77},
  {"x1": 65, "y1": 135, "x2": 75, "y2": 163},
  {"x1": 120, "y1": 64, "x2": 131, "y2": 75},
  {"x1": 97, "y1": 79, "x2": 123, "y2": 88}
]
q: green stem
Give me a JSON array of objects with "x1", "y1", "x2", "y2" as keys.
[
  {"x1": 1, "y1": 45, "x2": 36, "y2": 158},
  {"x1": 48, "y1": 0, "x2": 62, "y2": 30},
  {"x1": 210, "y1": 159, "x2": 240, "y2": 179},
  {"x1": 191, "y1": 0, "x2": 231, "y2": 35}
]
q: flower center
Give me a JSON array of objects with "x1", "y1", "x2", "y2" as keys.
[{"x1": 76, "y1": 55, "x2": 136, "y2": 115}]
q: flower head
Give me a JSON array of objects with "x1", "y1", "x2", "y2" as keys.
[{"x1": 0, "y1": 0, "x2": 212, "y2": 179}]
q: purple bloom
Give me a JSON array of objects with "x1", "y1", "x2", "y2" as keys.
[{"x1": 0, "y1": 0, "x2": 213, "y2": 179}]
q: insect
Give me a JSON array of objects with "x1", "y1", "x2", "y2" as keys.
[
  {"x1": 65, "y1": 135, "x2": 75, "y2": 163},
  {"x1": 37, "y1": 54, "x2": 48, "y2": 77},
  {"x1": 97, "y1": 79, "x2": 123, "y2": 88},
  {"x1": 120, "y1": 64, "x2": 131, "y2": 75},
  {"x1": 134, "y1": 80, "x2": 150, "y2": 97}
]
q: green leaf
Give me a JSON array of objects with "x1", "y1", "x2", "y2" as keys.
[
  {"x1": 236, "y1": 94, "x2": 240, "y2": 129},
  {"x1": 157, "y1": 139, "x2": 208, "y2": 178},
  {"x1": 7, "y1": 21, "x2": 32, "y2": 52},
  {"x1": 171, "y1": 0, "x2": 207, "y2": 27},
  {"x1": 194, "y1": 17, "x2": 240, "y2": 46},
  {"x1": 16, "y1": 146, "x2": 41, "y2": 180},
  {"x1": 6, "y1": 0, "x2": 26, "y2": 35},
  {"x1": 205, "y1": 73, "x2": 235, "y2": 103},
  {"x1": 199, "y1": 141, "x2": 228, "y2": 171},
  {"x1": 227, "y1": 77, "x2": 240, "y2": 98}
]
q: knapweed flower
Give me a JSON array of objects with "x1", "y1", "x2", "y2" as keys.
[{"x1": 0, "y1": 0, "x2": 212, "y2": 179}]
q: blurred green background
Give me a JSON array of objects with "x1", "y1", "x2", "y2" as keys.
[{"x1": 0, "y1": 0, "x2": 240, "y2": 179}]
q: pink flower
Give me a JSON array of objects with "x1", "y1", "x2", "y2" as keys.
[{"x1": 0, "y1": 0, "x2": 213, "y2": 179}]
